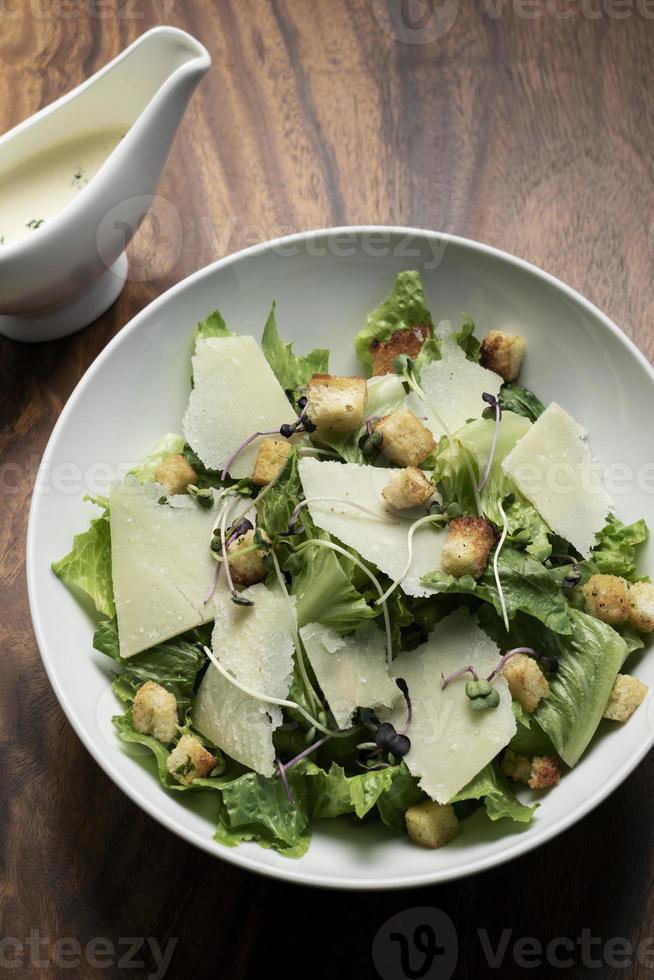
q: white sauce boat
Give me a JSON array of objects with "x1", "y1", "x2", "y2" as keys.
[{"x1": 0, "y1": 27, "x2": 211, "y2": 342}]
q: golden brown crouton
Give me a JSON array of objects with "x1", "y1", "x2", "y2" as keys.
[
  {"x1": 502, "y1": 653, "x2": 550, "y2": 714},
  {"x1": 502, "y1": 749, "x2": 531, "y2": 784},
  {"x1": 480, "y1": 330, "x2": 526, "y2": 382},
  {"x1": 405, "y1": 800, "x2": 459, "y2": 849},
  {"x1": 133, "y1": 681, "x2": 178, "y2": 744},
  {"x1": 252, "y1": 438, "x2": 292, "y2": 487},
  {"x1": 166, "y1": 733, "x2": 217, "y2": 785},
  {"x1": 528, "y1": 755, "x2": 562, "y2": 790},
  {"x1": 154, "y1": 453, "x2": 197, "y2": 495},
  {"x1": 629, "y1": 581, "x2": 654, "y2": 633},
  {"x1": 582, "y1": 574, "x2": 631, "y2": 626},
  {"x1": 375, "y1": 410, "x2": 436, "y2": 467},
  {"x1": 441, "y1": 516, "x2": 495, "y2": 579},
  {"x1": 381, "y1": 466, "x2": 435, "y2": 510},
  {"x1": 603, "y1": 674, "x2": 648, "y2": 722},
  {"x1": 370, "y1": 324, "x2": 431, "y2": 376},
  {"x1": 306, "y1": 374, "x2": 367, "y2": 434},
  {"x1": 227, "y1": 528, "x2": 270, "y2": 587}
]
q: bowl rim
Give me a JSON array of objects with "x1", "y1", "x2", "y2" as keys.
[{"x1": 26, "y1": 224, "x2": 654, "y2": 890}]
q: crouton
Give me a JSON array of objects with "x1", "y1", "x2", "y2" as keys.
[
  {"x1": 441, "y1": 516, "x2": 495, "y2": 579},
  {"x1": 166, "y1": 733, "x2": 217, "y2": 785},
  {"x1": 154, "y1": 453, "x2": 197, "y2": 495},
  {"x1": 252, "y1": 438, "x2": 292, "y2": 487},
  {"x1": 528, "y1": 755, "x2": 562, "y2": 790},
  {"x1": 381, "y1": 466, "x2": 435, "y2": 510},
  {"x1": 405, "y1": 800, "x2": 459, "y2": 849},
  {"x1": 502, "y1": 749, "x2": 531, "y2": 784},
  {"x1": 370, "y1": 324, "x2": 431, "y2": 376},
  {"x1": 375, "y1": 410, "x2": 436, "y2": 467},
  {"x1": 227, "y1": 528, "x2": 271, "y2": 587},
  {"x1": 629, "y1": 581, "x2": 654, "y2": 633},
  {"x1": 132, "y1": 681, "x2": 178, "y2": 744},
  {"x1": 603, "y1": 673, "x2": 648, "y2": 722},
  {"x1": 480, "y1": 330, "x2": 526, "y2": 382},
  {"x1": 502, "y1": 653, "x2": 550, "y2": 714},
  {"x1": 306, "y1": 374, "x2": 367, "y2": 434},
  {"x1": 582, "y1": 574, "x2": 630, "y2": 626}
]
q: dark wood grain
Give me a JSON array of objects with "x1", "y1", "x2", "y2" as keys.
[{"x1": 2, "y1": 2, "x2": 654, "y2": 977}]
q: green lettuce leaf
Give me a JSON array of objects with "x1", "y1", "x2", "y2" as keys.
[
  {"x1": 214, "y1": 769, "x2": 312, "y2": 857},
  {"x1": 286, "y1": 523, "x2": 379, "y2": 633},
  {"x1": 450, "y1": 763, "x2": 537, "y2": 823},
  {"x1": 423, "y1": 546, "x2": 572, "y2": 635},
  {"x1": 194, "y1": 309, "x2": 234, "y2": 343},
  {"x1": 52, "y1": 498, "x2": 114, "y2": 618},
  {"x1": 304, "y1": 761, "x2": 397, "y2": 819},
  {"x1": 113, "y1": 712, "x2": 226, "y2": 792},
  {"x1": 354, "y1": 270, "x2": 433, "y2": 372},
  {"x1": 591, "y1": 515, "x2": 648, "y2": 581},
  {"x1": 261, "y1": 303, "x2": 328, "y2": 393},
  {"x1": 455, "y1": 314, "x2": 481, "y2": 362},
  {"x1": 128, "y1": 433, "x2": 185, "y2": 483},
  {"x1": 508, "y1": 709, "x2": 556, "y2": 758},
  {"x1": 497, "y1": 383, "x2": 545, "y2": 422},
  {"x1": 94, "y1": 619, "x2": 209, "y2": 711},
  {"x1": 376, "y1": 765, "x2": 424, "y2": 832},
  {"x1": 256, "y1": 448, "x2": 301, "y2": 538}
]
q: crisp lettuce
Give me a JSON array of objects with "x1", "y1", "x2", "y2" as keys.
[
  {"x1": 261, "y1": 303, "x2": 328, "y2": 394},
  {"x1": 591, "y1": 515, "x2": 648, "y2": 581},
  {"x1": 94, "y1": 619, "x2": 209, "y2": 711},
  {"x1": 354, "y1": 270, "x2": 434, "y2": 372},
  {"x1": 450, "y1": 763, "x2": 537, "y2": 823},
  {"x1": 128, "y1": 433, "x2": 185, "y2": 483},
  {"x1": 454, "y1": 314, "x2": 481, "y2": 362},
  {"x1": 51, "y1": 497, "x2": 115, "y2": 618},
  {"x1": 497, "y1": 383, "x2": 545, "y2": 422},
  {"x1": 423, "y1": 546, "x2": 572, "y2": 635},
  {"x1": 194, "y1": 309, "x2": 234, "y2": 343},
  {"x1": 376, "y1": 765, "x2": 424, "y2": 832}
]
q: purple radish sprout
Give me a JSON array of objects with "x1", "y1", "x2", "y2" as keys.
[{"x1": 441, "y1": 665, "x2": 479, "y2": 691}]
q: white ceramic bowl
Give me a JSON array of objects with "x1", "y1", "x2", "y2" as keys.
[{"x1": 27, "y1": 227, "x2": 654, "y2": 889}]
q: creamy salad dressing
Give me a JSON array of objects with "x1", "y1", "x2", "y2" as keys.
[{"x1": 0, "y1": 128, "x2": 124, "y2": 246}]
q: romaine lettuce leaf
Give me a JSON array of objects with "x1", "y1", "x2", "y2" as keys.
[
  {"x1": 354, "y1": 270, "x2": 433, "y2": 372},
  {"x1": 591, "y1": 515, "x2": 648, "y2": 581},
  {"x1": 214, "y1": 769, "x2": 312, "y2": 857},
  {"x1": 423, "y1": 546, "x2": 572, "y2": 635},
  {"x1": 255, "y1": 448, "x2": 301, "y2": 538},
  {"x1": 261, "y1": 303, "x2": 329, "y2": 393},
  {"x1": 304, "y1": 761, "x2": 397, "y2": 819},
  {"x1": 450, "y1": 762, "x2": 537, "y2": 823},
  {"x1": 51, "y1": 497, "x2": 114, "y2": 618},
  {"x1": 455, "y1": 314, "x2": 482, "y2": 362},
  {"x1": 94, "y1": 619, "x2": 209, "y2": 710},
  {"x1": 376, "y1": 765, "x2": 424, "y2": 832},
  {"x1": 497, "y1": 383, "x2": 545, "y2": 422},
  {"x1": 194, "y1": 309, "x2": 234, "y2": 343}
]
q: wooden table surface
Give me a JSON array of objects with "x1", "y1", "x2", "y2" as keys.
[{"x1": 2, "y1": 2, "x2": 654, "y2": 977}]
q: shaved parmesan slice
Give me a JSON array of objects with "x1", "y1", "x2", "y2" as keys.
[
  {"x1": 110, "y1": 479, "x2": 233, "y2": 658},
  {"x1": 183, "y1": 335, "x2": 294, "y2": 478},
  {"x1": 300, "y1": 622, "x2": 396, "y2": 728},
  {"x1": 297, "y1": 458, "x2": 445, "y2": 597},
  {"x1": 192, "y1": 583, "x2": 295, "y2": 777},
  {"x1": 501, "y1": 402, "x2": 611, "y2": 558},
  {"x1": 406, "y1": 335, "x2": 502, "y2": 440},
  {"x1": 380, "y1": 608, "x2": 515, "y2": 804}
]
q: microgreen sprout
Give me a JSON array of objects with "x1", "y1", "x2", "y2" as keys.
[
  {"x1": 270, "y1": 550, "x2": 322, "y2": 713},
  {"x1": 295, "y1": 538, "x2": 393, "y2": 664},
  {"x1": 374, "y1": 721, "x2": 410, "y2": 757},
  {"x1": 359, "y1": 427, "x2": 383, "y2": 459},
  {"x1": 477, "y1": 392, "x2": 502, "y2": 492},
  {"x1": 396, "y1": 677, "x2": 412, "y2": 735},
  {"x1": 202, "y1": 645, "x2": 345, "y2": 737},
  {"x1": 187, "y1": 484, "x2": 215, "y2": 508},
  {"x1": 203, "y1": 561, "x2": 222, "y2": 605},
  {"x1": 441, "y1": 665, "x2": 479, "y2": 691},
  {"x1": 549, "y1": 553, "x2": 582, "y2": 588},
  {"x1": 287, "y1": 496, "x2": 396, "y2": 533},
  {"x1": 375, "y1": 512, "x2": 448, "y2": 605},
  {"x1": 493, "y1": 497, "x2": 510, "y2": 632},
  {"x1": 219, "y1": 496, "x2": 254, "y2": 606},
  {"x1": 487, "y1": 646, "x2": 559, "y2": 679},
  {"x1": 465, "y1": 679, "x2": 500, "y2": 710},
  {"x1": 275, "y1": 735, "x2": 330, "y2": 803}
]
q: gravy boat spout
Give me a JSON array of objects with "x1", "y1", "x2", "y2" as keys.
[{"x1": 0, "y1": 27, "x2": 211, "y2": 342}]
